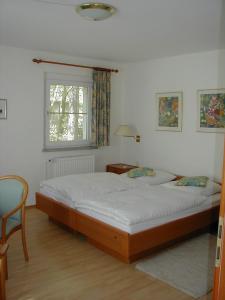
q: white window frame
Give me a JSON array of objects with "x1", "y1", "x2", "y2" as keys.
[{"x1": 44, "y1": 73, "x2": 92, "y2": 151}]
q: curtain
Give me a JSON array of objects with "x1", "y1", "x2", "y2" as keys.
[{"x1": 91, "y1": 70, "x2": 111, "y2": 147}]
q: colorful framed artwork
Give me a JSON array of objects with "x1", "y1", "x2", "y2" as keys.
[
  {"x1": 197, "y1": 89, "x2": 225, "y2": 133},
  {"x1": 0, "y1": 99, "x2": 7, "y2": 119},
  {"x1": 156, "y1": 92, "x2": 183, "y2": 131}
]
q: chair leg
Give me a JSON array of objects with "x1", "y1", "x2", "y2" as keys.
[
  {"x1": 0, "y1": 242, "x2": 7, "y2": 281},
  {"x1": 4, "y1": 256, "x2": 7, "y2": 281},
  {"x1": 21, "y1": 226, "x2": 29, "y2": 261},
  {"x1": 0, "y1": 258, "x2": 6, "y2": 300}
]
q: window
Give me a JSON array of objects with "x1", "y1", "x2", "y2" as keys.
[{"x1": 44, "y1": 74, "x2": 92, "y2": 150}]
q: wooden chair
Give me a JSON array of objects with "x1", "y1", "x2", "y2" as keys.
[
  {"x1": 0, "y1": 176, "x2": 29, "y2": 261},
  {"x1": 0, "y1": 243, "x2": 9, "y2": 300}
]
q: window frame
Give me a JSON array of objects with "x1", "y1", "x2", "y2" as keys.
[{"x1": 44, "y1": 73, "x2": 92, "y2": 151}]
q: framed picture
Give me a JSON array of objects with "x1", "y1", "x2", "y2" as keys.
[
  {"x1": 0, "y1": 99, "x2": 7, "y2": 119},
  {"x1": 156, "y1": 91, "x2": 182, "y2": 131},
  {"x1": 197, "y1": 89, "x2": 225, "y2": 133}
]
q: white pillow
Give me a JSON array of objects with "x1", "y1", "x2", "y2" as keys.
[
  {"x1": 161, "y1": 180, "x2": 221, "y2": 196},
  {"x1": 121, "y1": 169, "x2": 176, "y2": 185}
]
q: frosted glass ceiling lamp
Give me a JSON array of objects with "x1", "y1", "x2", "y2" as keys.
[
  {"x1": 115, "y1": 125, "x2": 140, "y2": 143},
  {"x1": 75, "y1": 3, "x2": 117, "y2": 21}
]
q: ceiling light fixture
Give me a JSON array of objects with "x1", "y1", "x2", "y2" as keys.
[{"x1": 75, "y1": 2, "x2": 116, "y2": 21}]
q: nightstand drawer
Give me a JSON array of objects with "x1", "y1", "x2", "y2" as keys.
[{"x1": 106, "y1": 163, "x2": 137, "y2": 174}]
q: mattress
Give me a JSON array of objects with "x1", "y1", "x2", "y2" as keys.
[{"x1": 77, "y1": 193, "x2": 220, "y2": 234}]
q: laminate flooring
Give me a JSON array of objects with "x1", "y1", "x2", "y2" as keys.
[{"x1": 7, "y1": 208, "x2": 212, "y2": 300}]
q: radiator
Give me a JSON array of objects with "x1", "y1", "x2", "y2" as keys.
[{"x1": 46, "y1": 155, "x2": 95, "y2": 179}]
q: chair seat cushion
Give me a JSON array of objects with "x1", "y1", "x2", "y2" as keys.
[{"x1": 0, "y1": 218, "x2": 20, "y2": 238}]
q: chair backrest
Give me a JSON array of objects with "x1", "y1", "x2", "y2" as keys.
[{"x1": 0, "y1": 176, "x2": 28, "y2": 222}]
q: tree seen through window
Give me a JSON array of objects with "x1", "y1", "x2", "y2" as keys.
[{"x1": 48, "y1": 84, "x2": 88, "y2": 142}]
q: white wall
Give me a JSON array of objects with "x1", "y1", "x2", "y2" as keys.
[
  {"x1": 0, "y1": 46, "x2": 123, "y2": 204},
  {"x1": 1, "y1": 46, "x2": 224, "y2": 205},
  {"x1": 121, "y1": 50, "x2": 225, "y2": 181}
]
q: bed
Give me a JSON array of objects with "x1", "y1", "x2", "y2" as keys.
[{"x1": 36, "y1": 172, "x2": 221, "y2": 263}]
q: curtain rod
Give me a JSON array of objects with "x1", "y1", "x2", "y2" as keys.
[{"x1": 32, "y1": 58, "x2": 119, "y2": 73}]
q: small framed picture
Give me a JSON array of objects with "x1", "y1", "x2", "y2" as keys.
[
  {"x1": 197, "y1": 89, "x2": 225, "y2": 133},
  {"x1": 0, "y1": 99, "x2": 7, "y2": 119},
  {"x1": 156, "y1": 91, "x2": 183, "y2": 131}
]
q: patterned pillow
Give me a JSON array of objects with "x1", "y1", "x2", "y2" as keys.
[
  {"x1": 176, "y1": 176, "x2": 209, "y2": 187},
  {"x1": 127, "y1": 167, "x2": 155, "y2": 178}
]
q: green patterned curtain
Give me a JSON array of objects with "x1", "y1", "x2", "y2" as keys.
[{"x1": 91, "y1": 70, "x2": 111, "y2": 147}]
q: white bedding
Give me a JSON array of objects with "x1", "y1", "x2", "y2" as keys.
[
  {"x1": 40, "y1": 172, "x2": 141, "y2": 207},
  {"x1": 77, "y1": 193, "x2": 220, "y2": 234},
  {"x1": 40, "y1": 173, "x2": 221, "y2": 234},
  {"x1": 74, "y1": 185, "x2": 215, "y2": 226}
]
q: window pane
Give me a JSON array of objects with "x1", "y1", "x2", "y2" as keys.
[
  {"x1": 78, "y1": 87, "x2": 88, "y2": 113},
  {"x1": 49, "y1": 113, "x2": 87, "y2": 142},
  {"x1": 46, "y1": 78, "x2": 90, "y2": 148},
  {"x1": 49, "y1": 85, "x2": 88, "y2": 114}
]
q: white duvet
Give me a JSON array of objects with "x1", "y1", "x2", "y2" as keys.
[
  {"x1": 40, "y1": 172, "x2": 140, "y2": 206},
  {"x1": 74, "y1": 185, "x2": 208, "y2": 226}
]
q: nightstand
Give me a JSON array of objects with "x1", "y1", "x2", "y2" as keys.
[{"x1": 106, "y1": 163, "x2": 137, "y2": 174}]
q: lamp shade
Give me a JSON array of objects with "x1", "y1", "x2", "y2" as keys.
[{"x1": 115, "y1": 125, "x2": 136, "y2": 137}]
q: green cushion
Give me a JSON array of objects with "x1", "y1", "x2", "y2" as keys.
[
  {"x1": 176, "y1": 176, "x2": 209, "y2": 187},
  {"x1": 0, "y1": 179, "x2": 23, "y2": 222},
  {"x1": 0, "y1": 217, "x2": 20, "y2": 238},
  {"x1": 127, "y1": 167, "x2": 155, "y2": 178}
]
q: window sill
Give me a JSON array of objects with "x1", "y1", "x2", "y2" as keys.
[{"x1": 42, "y1": 145, "x2": 97, "y2": 152}]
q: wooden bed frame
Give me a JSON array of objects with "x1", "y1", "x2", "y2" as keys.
[{"x1": 36, "y1": 192, "x2": 219, "y2": 263}]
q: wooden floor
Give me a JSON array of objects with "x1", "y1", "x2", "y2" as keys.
[{"x1": 7, "y1": 208, "x2": 212, "y2": 300}]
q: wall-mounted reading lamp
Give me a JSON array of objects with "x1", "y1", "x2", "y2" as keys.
[{"x1": 115, "y1": 125, "x2": 140, "y2": 143}]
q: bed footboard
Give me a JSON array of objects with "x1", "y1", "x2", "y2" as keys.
[
  {"x1": 36, "y1": 193, "x2": 130, "y2": 262},
  {"x1": 36, "y1": 192, "x2": 219, "y2": 263}
]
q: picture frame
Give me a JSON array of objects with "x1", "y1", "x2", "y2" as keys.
[
  {"x1": 156, "y1": 91, "x2": 183, "y2": 131},
  {"x1": 197, "y1": 89, "x2": 225, "y2": 133},
  {"x1": 0, "y1": 99, "x2": 7, "y2": 119}
]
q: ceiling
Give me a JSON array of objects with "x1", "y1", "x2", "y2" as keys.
[{"x1": 0, "y1": 0, "x2": 224, "y2": 62}]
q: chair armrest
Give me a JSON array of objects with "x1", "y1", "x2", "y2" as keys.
[
  {"x1": 1, "y1": 204, "x2": 23, "y2": 241},
  {"x1": 2, "y1": 202, "x2": 24, "y2": 221}
]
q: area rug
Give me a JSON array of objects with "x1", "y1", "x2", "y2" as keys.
[{"x1": 135, "y1": 234, "x2": 217, "y2": 298}]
